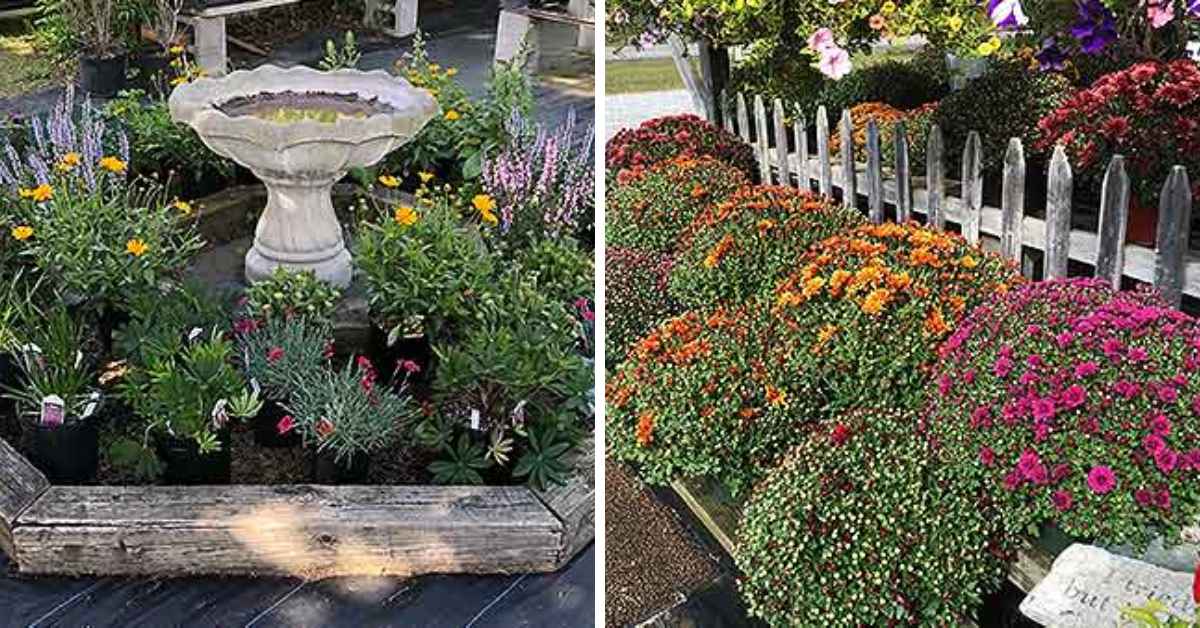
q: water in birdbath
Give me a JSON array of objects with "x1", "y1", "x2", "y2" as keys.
[{"x1": 217, "y1": 91, "x2": 396, "y2": 123}]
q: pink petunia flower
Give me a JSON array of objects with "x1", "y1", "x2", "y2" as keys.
[{"x1": 818, "y1": 46, "x2": 852, "y2": 80}]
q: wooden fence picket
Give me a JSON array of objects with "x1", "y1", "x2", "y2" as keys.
[
  {"x1": 866, "y1": 119, "x2": 884, "y2": 223},
  {"x1": 773, "y1": 98, "x2": 790, "y2": 186},
  {"x1": 816, "y1": 106, "x2": 832, "y2": 197},
  {"x1": 736, "y1": 93, "x2": 750, "y2": 143},
  {"x1": 839, "y1": 109, "x2": 856, "y2": 210},
  {"x1": 1044, "y1": 145, "x2": 1073, "y2": 280},
  {"x1": 1155, "y1": 166, "x2": 1192, "y2": 309},
  {"x1": 794, "y1": 116, "x2": 808, "y2": 191},
  {"x1": 926, "y1": 124, "x2": 945, "y2": 230},
  {"x1": 754, "y1": 95, "x2": 771, "y2": 183},
  {"x1": 1000, "y1": 138, "x2": 1026, "y2": 266},
  {"x1": 1094, "y1": 156, "x2": 1130, "y2": 290},
  {"x1": 961, "y1": 131, "x2": 983, "y2": 245},
  {"x1": 721, "y1": 90, "x2": 734, "y2": 134},
  {"x1": 894, "y1": 120, "x2": 912, "y2": 224}
]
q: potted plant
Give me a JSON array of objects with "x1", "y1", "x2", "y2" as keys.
[
  {"x1": 237, "y1": 315, "x2": 334, "y2": 448},
  {"x1": 3, "y1": 306, "x2": 102, "y2": 483},
  {"x1": 284, "y1": 356, "x2": 417, "y2": 484},
  {"x1": 61, "y1": 0, "x2": 129, "y2": 96},
  {"x1": 135, "y1": 0, "x2": 186, "y2": 95},
  {"x1": 119, "y1": 329, "x2": 259, "y2": 485}
]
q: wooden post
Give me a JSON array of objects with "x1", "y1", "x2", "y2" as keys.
[
  {"x1": 394, "y1": 0, "x2": 418, "y2": 37},
  {"x1": 773, "y1": 98, "x2": 791, "y2": 187},
  {"x1": 1000, "y1": 138, "x2": 1026, "y2": 265},
  {"x1": 894, "y1": 120, "x2": 912, "y2": 224},
  {"x1": 754, "y1": 95, "x2": 771, "y2": 183},
  {"x1": 192, "y1": 15, "x2": 228, "y2": 76},
  {"x1": 1046, "y1": 146, "x2": 1075, "y2": 280},
  {"x1": 736, "y1": 93, "x2": 750, "y2": 144},
  {"x1": 927, "y1": 124, "x2": 945, "y2": 231},
  {"x1": 794, "y1": 116, "x2": 808, "y2": 191},
  {"x1": 961, "y1": 131, "x2": 983, "y2": 245},
  {"x1": 840, "y1": 108, "x2": 856, "y2": 210},
  {"x1": 866, "y1": 119, "x2": 884, "y2": 223},
  {"x1": 1044, "y1": 145, "x2": 1073, "y2": 280},
  {"x1": 700, "y1": 43, "x2": 730, "y2": 125},
  {"x1": 1154, "y1": 166, "x2": 1192, "y2": 309},
  {"x1": 721, "y1": 90, "x2": 734, "y2": 133},
  {"x1": 0, "y1": 438, "x2": 49, "y2": 560},
  {"x1": 816, "y1": 106, "x2": 832, "y2": 197},
  {"x1": 1094, "y1": 156, "x2": 1130, "y2": 290}
]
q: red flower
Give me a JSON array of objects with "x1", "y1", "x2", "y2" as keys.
[
  {"x1": 322, "y1": 340, "x2": 335, "y2": 360},
  {"x1": 234, "y1": 318, "x2": 259, "y2": 335},
  {"x1": 399, "y1": 359, "x2": 421, "y2": 374},
  {"x1": 276, "y1": 415, "x2": 295, "y2": 435},
  {"x1": 830, "y1": 423, "x2": 850, "y2": 447},
  {"x1": 1051, "y1": 490, "x2": 1073, "y2": 512},
  {"x1": 316, "y1": 418, "x2": 335, "y2": 438},
  {"x1": 266, "y1": 346, "x2": 284, "y2": 363}
]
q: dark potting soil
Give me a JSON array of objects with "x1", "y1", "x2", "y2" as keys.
[{"x1": 605, "y1": 460, "x2": 721, "y2": 628}]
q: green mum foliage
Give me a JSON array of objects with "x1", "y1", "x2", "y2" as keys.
[
  {"x1": 669, "y1": 185, "x2": 864, "y2": 309},
  {"x1": 737, "y1": 408, "x2": 1008, "y2": 627},
  {"x1": 607, "y1": 155, "x2": 746, "y2": 254},
  {"x1": 604, "y1": 246, "x2": 676, "y2": 367}
]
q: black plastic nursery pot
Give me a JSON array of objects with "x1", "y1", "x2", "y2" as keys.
[
  {"x1": 368, "y1": 325, "x2": 434, "y2": 385},
  {"x1": 252, "y1": 397, "x2": 300, "y2": 448},
  {"x1": 310, "y1": 449, "x2": 370, "y2": 484},
  {"x1": 131, "y1": 50, "x2": 172, "y2": 96},
  {"x1": 27, "y1": 419, "x2": 99, "y2": 484},
  {"x1": 156, "y1": 428, "x2": 232, "y2": 485},
  {"x1": 79, "y1": 54, "x2": 128, "y2": 98},
  {"x1": 0, "y1": 352, "x2": 18, "y2": 420}
]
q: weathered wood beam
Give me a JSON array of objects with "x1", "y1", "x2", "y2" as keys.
[{"x1": 0, "y1": 437, "x2": 49, "y2": 560}]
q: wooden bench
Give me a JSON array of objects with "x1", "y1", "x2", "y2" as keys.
[
  {"x1": 494, "y1": 2, "x2": 594, "y2": 69},
  {"x1": 181, "y1": 0, "x2": 303, "y2": 76}
]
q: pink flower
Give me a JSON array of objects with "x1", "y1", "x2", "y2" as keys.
[
  {"x1": 267, "y1": 346, "x2": 284, "y2": 363},
  {"x1": 1032, "y1": 398, "x2": 1056, "y2": 421},
  {"x1": 1086, "y1": 465, "x2": 1117, "y2": 494},
  {"x1": 1144, "y1": 433, "x2": 1167, "y2": 454},
  {"x1": 1062, "y1": 385, "x2": 1087, "y2": 409},
  {"x1": 1148, "y1": 413, "x2": 1172, "y2": 436},
  {"x1": 1074, "y1": 361, "x2": 1099, "y2": 379},
  {"x1": 234, "y1": 318, "x2": 259, "y2": 335},
  {"x1": 971, "y1": 405, "x2": 992, "y2": 428},
  {"x1": 399, "y1": 359, "x2": 422, "y2": 374},
  {"x1": 1157, "y1": 384, "x2": 1179, "y2": 404},
  {"x1": 1051, "y1": 490, "x2": 1073, "y2": 512},
  {"x1": 277, "y1": 415, "x2": 296, "y2": 435},
  {"x1": 1003, "y1": 469, "x2": 1022, "y2": 491},
  {"x1": 818, "y1": 46, "x2": 852, "y2": 80},
  {"x1": 1156, "y1": 488, "x2": 1172, "y2": 510},
  {"x1": 1135, "y1": 488, "x2": 1155, "y2": 506},
  {"x1": 994, "y1": 356, "x2": 1015, "y2": 378},
  {"x1": 1147, "y1": 0, "x2": 1175, "y2": 28},
  {"x1": 807, "y1": 27, "x2": 836, "y2": 53},
  {"x1": 1156, "y1": 448, "x2": 1179, "y2": 474},
  {"x1": 979, "y1": 446, "x2": 996, "y2": 466},
  {"x1": 316, "y1": 418, "x2": 335, "y2": 438},
  {"x1": 1128, "y1": 347, "x2": 1149, "y2": 363}
]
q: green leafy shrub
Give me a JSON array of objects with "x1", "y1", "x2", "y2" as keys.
[
  {"x1": 933, "y1": 58, "x2": 1071, "y2": 172},
  {"x1": 605, "y1": 114, "x2": 758, "y2": 180},
  {"x1": 245, "y1": 267, "x2": 342, "y2": 323},
  {"x1": 606, "y1": 156, "x2": 746, "y2": 254},
  {"x1": 737, "y1": 408, "x2": 1007, "y2": 627},
  {"x1": 355, "y1": 196, "x2": 494, "y2": 340},
  {"x1": 925, "y1": 278, "x2": 1200, "y2": 549},
  {"x1": 807, "y1": 53, "x2": 950, "y2": 121},
  {"x1": 604, "y1": 246, "x2": 675, "y2": 366},
  {"x1": 670, "y1": 185, "x2": 862, "y2": 309},
  {"x1": 881, "y1": 101, "x2": 938, "y2": 174},
  {"x1": 115, "y1": 280, "x2": 232, "y2": 361},
  {"x1": 513, "y1": 237, "x2": 594, "y2": 306},
  {"x1": 286, "y1": 355, "x2": 417, "y2": 462},
  {"x1": 729, "y1": 39, "x2": 826, "y2": 121}
]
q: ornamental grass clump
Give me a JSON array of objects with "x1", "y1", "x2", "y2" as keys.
[
  {"x1": 604, "y1": 246, "x2": 675, "y2": 366},
  {"x1": 606, "y1": 155, "x2": 746, "y2": 254},
  {"x1": 606, "y1": 305, "x2": 814, "y2": 496},
  {"x1": 737, "y1": 408, "x2": 1008, "y2": 628},
  {"x1": 669, "y1": 185, "x2": 863, "y2": 309},
  {"x1": 770, "y1": 221, "x2": 1019, "y2": 414},
  {"x1": 925, "y1": 278, "x2": 1200, "y2": 549},
  {"x1": 605, "y1": 114, "x2": 758, "y2": 180}
]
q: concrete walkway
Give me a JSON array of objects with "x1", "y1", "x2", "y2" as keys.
[{"x1": 604, "y1": 89, "x2": 699, "y2": 140}]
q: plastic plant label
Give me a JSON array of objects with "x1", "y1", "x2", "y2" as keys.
[
  {"x1": 73, "y1": 350, "x2": 84, "y2": 370},
  {"x1": 80, "y1": 391, "x2": 101, "y2": 419},
  {"x1": 40, "y1": 395, "x2": 65, "y2": 427},
  {"x1": 250, "y1": 378, "x2": 261, "y2": 397},
  {"x1": 188, "y1": 327, "x2": 203, "y2": 342},
  {"x1": 470, "y1": 408, "x2": 481, "y2": 431},
  {"x1": 21, "y1": 343, "x2": 42, "y2": 354},
  {"x1": 212, "y1": 398, "x2": 229, "y2": 428}
]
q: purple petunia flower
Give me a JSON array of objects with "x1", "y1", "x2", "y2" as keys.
[
  {"x1": 1071, "y1": 0, "x2": 1118, "y2": 55},
  {"x1": 1035, "y1": 38, "x2": 1068, "y2": 73},
  {"x1": 988, "y1": 0, "x2": 1029, "y2": 29}
]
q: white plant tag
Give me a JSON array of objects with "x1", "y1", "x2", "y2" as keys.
[
  {"x1": 250, "y1": 378, "x2": 261, "y2": 397},
  {"x1": 22, "y1": 343, "x2": 41, "y2": 355},
  {"x1": 470, "y1": 408, "x2": 481, "y2": 431},
  {"x1": 80, "y1": 391, "x2": 101, "y2": 419},
  {"x1": 73, "y1": 350, "x2": 83, "y2": 370},
  {"x1": 211, "y1": 398, "x2": 229, "y2": 428},
  {"x1": 188, "y1": 327, "x2": 203, "y2": 342},
  {"x1": 40, "y1": 395, "x2": 65, "y2": 427}
]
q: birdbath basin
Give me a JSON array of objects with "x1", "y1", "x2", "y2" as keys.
[{"x1": 169, "y1": 65, "x2": 438, "y2": 287}]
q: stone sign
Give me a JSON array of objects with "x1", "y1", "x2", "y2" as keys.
[{"x1": 1020, "y1": 543, "x2": 1196, "y2": 627}]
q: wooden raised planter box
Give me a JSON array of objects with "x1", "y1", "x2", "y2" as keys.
[
  {"x1": 0, "y1": 434, "x2": 594, "y2": 577},
  {"x1": 0, "y1": 184, "x2": 595, "y2": 577}
]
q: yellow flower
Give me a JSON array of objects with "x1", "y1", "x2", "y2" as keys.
[
  {"x1": 418, "y1": 171, "x2": 435, "y2": 184},
  {"x1": 947, "y1": 15, "x2": 963, "y2": 31},
  {"x1": 172, "y1": 199, "x2": 193, "y2": 215},
  {"x1": 29, "y1": 184, "x2": 52, "y2": 202},
  {"x1": 429, "y1": 63, "x2": 440, "y2": 73},
  {"x1": 802, "y1": 276, "x2": 825, "y2": 298},
  {"x1": 959, "y1": 255, "x2": 978, "y2": 269},
  {"x1": 881, "y1": 1, "x2": 896, "y2": 14},
  {"x1": 11, "y1": 225, "x2": 33, "y2": 241},
  {"x1": 444, "y1": 109, "x2": 461, "y2": 121},
  {"x1": 978, "y1": 36, "x2": 1002, "y2": 56},
  {"x1": 393, "y1": 205, "x2": 418, "y2": 227},
  {"x1": 57, "y1": 152, "x2": 81, "y2": 171},
  {"x1": 378, "y1": 175, "x2": 401, "y2": 188},
  {"x1": 445, "y1": 67, "x2": 458, "y2": 77},
  {"x1": 170, "y1": 75, "x2": 189, "y2": 86},
  {"x1": 126, "y1": 238, "x2": 149, "y2": 257},
  {"x1": 816, "y1": 324, "x2": 838, "y2": 345},
  {"x1": 861, "y1": 288, "x2": 893, "y2": 315},
  {"x1": 472, "y1": 194, "x2": 496, "y2": 214},
  {"x1": 99, "y1": 156, "x2": 127, "y2": 174}
]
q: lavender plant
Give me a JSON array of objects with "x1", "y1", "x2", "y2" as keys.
[{"x1": 481, "y1": 109, "x2": 594, "y2": 249}]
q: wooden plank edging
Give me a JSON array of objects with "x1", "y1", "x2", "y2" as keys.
[
  {"x1": 0, "y1": 437, "x2": 49, "y2": 560},
  {"x1": 532, "y1": 436, "x2": 596, "y2": 567}
]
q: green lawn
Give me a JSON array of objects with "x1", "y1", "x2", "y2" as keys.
[
  {"x1": 0, "y1": 22, "x2": 59, "y2": 99},
  {"x1": 606, "y1": 57, "x2": 700, "y2": 95}
]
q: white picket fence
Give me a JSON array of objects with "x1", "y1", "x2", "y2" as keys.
[{"x1": 718, "y1": 91, "x2": 1197, "y2": 309}]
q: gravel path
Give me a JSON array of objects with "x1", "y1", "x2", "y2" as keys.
[{"x1": 605, "y1": 460, "x2": 720, "y2": 627}]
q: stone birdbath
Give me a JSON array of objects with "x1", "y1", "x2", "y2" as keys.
[{"x1": 169, "y1": 65, "x2": 437, "y2": 287}]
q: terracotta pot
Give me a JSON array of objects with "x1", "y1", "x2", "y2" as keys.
[{"x1": 1127, "y1": 196, "x2": 1158, "y2": 247}]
